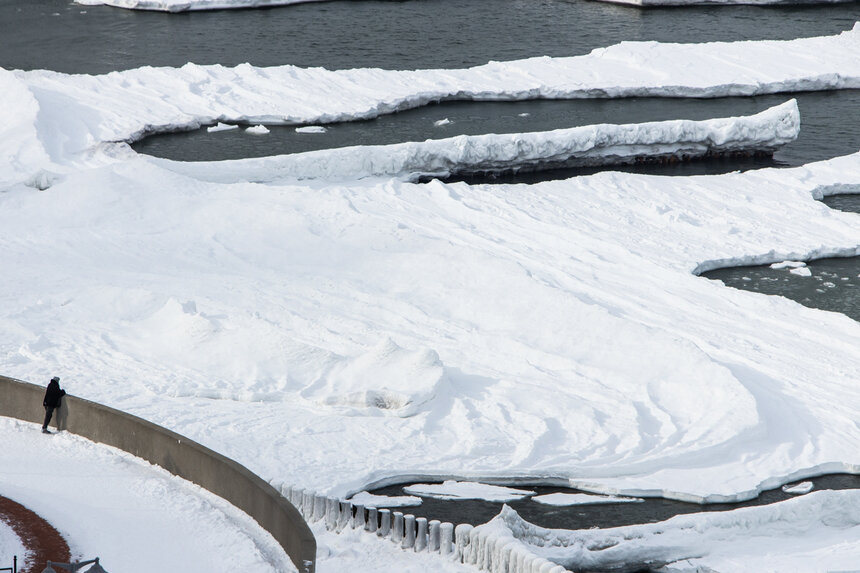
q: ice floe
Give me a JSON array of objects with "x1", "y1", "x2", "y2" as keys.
[{"x1": 404, "y1": 481, "x2": 536, "y2": 502}]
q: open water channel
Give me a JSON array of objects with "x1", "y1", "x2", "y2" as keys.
[{"x1": 3, "y1": 0, "x2": 860, "y2": 534}]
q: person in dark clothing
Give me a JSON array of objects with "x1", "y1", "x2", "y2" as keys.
[{"x1": 42, "y1": 376, "x2": 65, "y2": 434}]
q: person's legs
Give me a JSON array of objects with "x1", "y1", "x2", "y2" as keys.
[{"x1": 42, "y1": 406, "x2": 54, "y2": 432}]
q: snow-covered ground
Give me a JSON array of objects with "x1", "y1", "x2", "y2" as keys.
[
  {"x1": 2, "y1": 27, "x2": 860, "y2": 573},
  {"x1": 0, "y1": 520, "x2": 26, "y2": 572},
  {"x1": 0, "y1": 417, "x2": 294, "y2": 573}
]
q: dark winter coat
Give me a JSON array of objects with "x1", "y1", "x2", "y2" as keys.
[{"x1": 43, "y1": 380, "x2": 65, "y2": 409}]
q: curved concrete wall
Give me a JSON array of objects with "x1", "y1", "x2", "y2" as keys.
[{"x1": 0, "y1": 375, "x2": 316, "y2": 573}]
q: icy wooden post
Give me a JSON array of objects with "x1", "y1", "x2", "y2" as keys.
[
  {"x1": 392, "y1": 511, "x2": 404, "y2": 543},
  {"x1": 325, "y1": 497, "x2": 338, "y2": 530},
  {"x1": 337, "y1": 500, "x2": 351, "y2": 531},
  {"x1": 402, "y1": 514, "x2": 416, "y2": 549},
  {"x1": 440, "y1": 522, "x2": 454, "y2": 555},
  {"x1": 378, "y1": 509, "x2": 391, "y2": 537},
  {"x1": 415, "y1": 517, "x2": 428, "y2": 552},
  {"x1": 290, "y1": 487, "x2": 304, "y2": 510},
  {"x1": 454, "y1": 524, "x2": 473, "y2": 562},
  {"x1": 312, "y1": 494, "x2": 326, "y2": 522},
  {"x1": 353, "y1": 504, "x2": 366, "y2": 529},
  {"x1": 366, "y1": 507, "x2": 378, "y2": 533},
  {"x1": 302, "y1": 491, "x2": 314, "y2": 520},
  {"x1": 428, "y1": 519, "x2": 441, "y2": 552}
]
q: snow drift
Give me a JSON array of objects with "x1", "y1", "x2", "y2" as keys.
[{"x1": 148, "y1": 100, "x2": 800, "y2": 181}]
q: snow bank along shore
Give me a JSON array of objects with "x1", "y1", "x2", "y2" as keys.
[
  {"x1": 75, "y1": 0, "x2": 327, "y2": 12},
  {"x1": 3, "y1": 25, "x2": 860, "y2": 187},
  {"x1": 151, "y1": 100, "x2": 799, "y2": 182}
]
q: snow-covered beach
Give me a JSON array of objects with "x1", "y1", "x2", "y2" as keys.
[{"x1": 2, "y1": 14, "x2": 860, "y2": 573}]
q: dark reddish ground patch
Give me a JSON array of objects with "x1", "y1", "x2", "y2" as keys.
[{"x1": 0, "y1": 495, "x2": 70, "y2": 573}]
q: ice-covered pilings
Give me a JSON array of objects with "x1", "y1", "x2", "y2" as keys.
[{"x1": 281, "y1": 487, "x2": 571, "y2": 573}]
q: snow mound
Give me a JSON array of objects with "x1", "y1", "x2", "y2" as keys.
[
  {"x1": 245, "y1": 124, "x2": 270, "y2": 135},
  {"x1": 404, "y1": 481, "x2": 536, "y2": 502},
  {"x1": 154, "y1": 100, "x2": 799, "y2": 182},
  {"x1": 0, "y1": 68, "x2": 52, "y2": 188},
  {"x1": 480, "y1": 493, "x2": 860, "y2": 572},
  {"x1": 300, "y1": 337, "x2": 448, "y2": 415}
]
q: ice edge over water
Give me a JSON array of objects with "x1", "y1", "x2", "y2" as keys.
[{"x1": 148, "y1": 100, "x2": 800, "y2": 182}]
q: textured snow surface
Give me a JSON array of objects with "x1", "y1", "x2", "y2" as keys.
[
  {"x1": 151, "y1": 100, "x2": 799, "y2": 182},
  {"x1": 404, "y1": 481, "x2": 536, "y2": 502},
  {"x1": 0, "y1": 417, "x2": 296, "y2": 573},
  {"x1": 481, "y1": 497, "x2": 860, "y2": 572}
]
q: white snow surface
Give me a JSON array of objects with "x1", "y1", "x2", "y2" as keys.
[
  {"x1": 403, "y1": 481, "x2": 536, "y2": 502},
  {"x1": 0, "y1": 417, "x2": 296, "y2": 573},
  {"x1": 782, "y1": 481, "x2": 815, "y2": 495},
  {"x1": 4, "y1": 25, "x2": 860, "y2": 186},
  {"x1": 480, "y1": 495, "x2": 860, "y2": 572},
  {"x1": 2, "y1": 30, "x2": 860, "y2": 573},
  {"x1": 150, "y1": 100, "x2": 799, "y2": 182},
  {"x1": 532, "y1": 493, "x2": 644, "y2": 506},
  {"x1": 207, "y1": 122, "x2": 239, "y2": 133},
  {"x1": 0, "y1": 521, "x2": 27, "y2": 572}
]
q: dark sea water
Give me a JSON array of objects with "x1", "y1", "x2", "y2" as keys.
[
  {"x1": 367, "y1": 474, "x2": 860, "y2": 529},
  {"x1": 1, "y1": 0, "x2": 858, "y2": 74}
]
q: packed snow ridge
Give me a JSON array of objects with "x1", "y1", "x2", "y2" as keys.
[
  {"x1": 3, "y1": 25, "x2": 859, "y2": 186},
  {"x1": 150, "y1": 101, "x2": 800, "y2": 182}
]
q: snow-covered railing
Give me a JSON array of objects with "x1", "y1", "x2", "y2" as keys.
[{"x1": 277, "y1": 485, "x2": 571, "y2": 573}]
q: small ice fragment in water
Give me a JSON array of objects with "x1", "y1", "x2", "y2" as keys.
[
  {"x1": 433, "y1": 118, "x2": 452, "y2": 127},
  {"x1": 207, "y1": 122, "x2": 239, "y2": 133},
  {"x1": 349, "y1": 491, "x2": 422, "y2": 507},
  {"x1": 771, "y1": 261, "x2": 806, "y2": 270},
  {"x1": 245, "y1": 125, "x2": 270, "y2": 135},
  {"x1": 782, "y1": 481, "x2": 813, "y2": 495},
  {"x1": 790, "y1": 267, "x2": 812, "y2": 277},
  {"x1": 518, "y1": 113, "x2": 530, "y2": 117},
  {"x1": 533, "y1": 493, "x2": 644, "y2": 506},
  {"x1": 296, "y1": 125, "x2": 327, "y2": 134}
]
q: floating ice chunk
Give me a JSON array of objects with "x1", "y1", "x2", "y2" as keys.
[
  {"x1": 433, "y1": 118, "x2": 452, "y2": 127},
  {"x1": 790, "y1": 267, "x2": 813, "y2": 277},
  {"x1": 518, "y1": 113, "x2": 530, "y2": 118},
  {"x1": 349, "y1": 492, "x2": 422, "y2": 508},
  {"x1": 245, "y1": 124, "x2": 270, "y2": 135},
  {"x1": 770, "y1": 261, "x2": 807, "y2": 269},
  {"x1": 782, "y1": 481, "x2": 814, "y2": 495},
  {"x1": 533, "y1": 493, "x2": 645, "y2": 506},
  {"x1": 403, "y1": 480, "x2": 535, "y2": 502},
  {"x1": 295, "y1": 125, "x2": 327, "y2": 134},
  {"x1": 207, "y1": 122, "x2": 238, "y2": 133}
]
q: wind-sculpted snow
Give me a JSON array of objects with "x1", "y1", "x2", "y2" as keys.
[
  {"x1": 5, "y1": 24, "x2": 859, "y2": 177},
  {"x1": 149, "y1": 101, "x2": 799, "y2": 181},
  {"x1": 480, "y1": 497, "x2": 860, "y2": 572}
]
